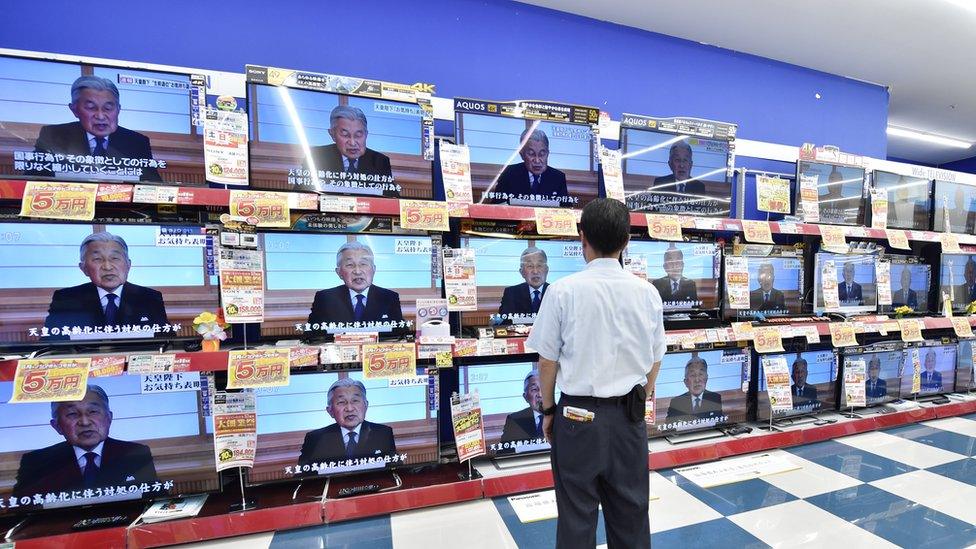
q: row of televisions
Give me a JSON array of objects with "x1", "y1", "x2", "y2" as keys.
[
  {"x1": 2, "y1": 52, "x2": 976, "y2": 232},
  {"x1": 1, "y1": 337, "x2": 973, "y2": 516}
]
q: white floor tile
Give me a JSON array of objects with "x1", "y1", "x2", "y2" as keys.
[
  {"x1": 175, "y1": 532, "x2": 273, "y2": 549},
  {"x1": 871, "y1": 470, "x2": 976, "y2": 525},
  {"x1": 649, "y1": 470, "x2": 722, "y2": 533},
  {"x1": 758, "y1": 449, "x2": 863, "y2": 499},
  {"x1": 923, "y1": 416, "x2": 976, "y2": 439},
  {"x1": 729, "y1": 499, "x2": 899, "y2": 548},
  {"x1": 391, "y1": 499, "x2": 519, "y2": 549},
  {"x1": 836, "y1": 431, "x2": 964, "y2": 469}
]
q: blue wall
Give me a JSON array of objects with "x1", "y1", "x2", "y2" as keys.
[
  {"x1": 942, "y1": 156, "x2": 976, "y2": 174},
  {"x1": 0, "y1": 0, "x2": 888, "y2": 158}
]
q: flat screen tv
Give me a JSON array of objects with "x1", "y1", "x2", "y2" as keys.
[
  {"x1": 0, "y1": 222, "x2": 217, "y2": 348},
  {"x1": 756, "y1": 348, "x2": 838, "y2": 421},
  {"x1": 881, "y1": 257, "x2": 931, "y2": 314},
  {"x1": 651, "y1": 347, "x2": 749, "y2": 436},
  {"x1": 245, "y1": 64, "x2": 434, "y2": 198},
  {"x1": 724, "y1": 245, "x2": 805, "y2": 320},
  {"x1": 796, "y1": 161, "x2": 866, "y2": 226},
  {"x1": 933, "y1": 180, "x2": 976, "y2": 234},
  {"x1": 900, "y1": 342, "x2": 957, "y2": 397},
  {"x1": 454, "y1": 97, "x2": 599, "y2": 209},
  {"x1": 871, "y1": 170, "x2": 931, "y2": 230},
  {"x1": 629, "y1": 240, "x2": 722, "y2": 314},
  {"x1": 0, "y1": 373, "x2": 219, "y2": 515},
  {"x1": 813, "y1": 252, "x2": 878, "y2": 315},
  {"x1": 956, "y1": 339, "x2": 975, "y2": 392},
  {"x1": 248, "y1": 368, "x2": 438, "y2": 483},
  {"x1": 938, "y1": 252, "x2": 976, "y2": 313},
  {"x1": 839, "y1": 343, "x2": 904, "y2": 408},
  {"x1": 618, "y1": 114, "x2": 735, "y2": 217}
]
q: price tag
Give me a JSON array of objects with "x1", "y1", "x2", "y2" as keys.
[
  {"x1": 229, "y1": 190, "x2": 291, "y2": 228},
  {"x1": 133, "y1": 184, "x2": 178, "y2": 204},
  {"x1": 534, "y1": 208, "x2": 578, "y2": 236},
  {"x1": 400, "y1": 200, "x2": 450, "y2": 231},
  {"x1": 795, "y1": 325, "x2": 821, "y2": 344},
  {"x1": 910, "y1": 348, "x2": 922, "y2": 394},
  {"x1": 885, "y1": 229, "x2": 910, "y2": 250},
  {"x1": 941, "y1": 232, "x2": 962, "y2": 254},
  {"x1": 96, "y1": 184, "x2": 134, "y2": 203},
  {"x1": 19, "y1": 181, "x2": 97, "y2": 221},
  {"x1": 227, "y1": 348, "x2": 291, "y2": 389},
  {"x1": 645, "y1": 214, "x2": 683, "y2": 241},
  {"x1": 951, "y1": 317, "x2": 975, "y2": 339},
  {"x1": 440, "y1": 143, "x2": 473, "y2": 205},
  {"x1": 819, "y1": 225, "x2": 848, "y2": 253},
  {"x1": 870, "y1": 188, "x2": 888, "y2": 229},
  {"x1": 90, "y1": 355, "x2": 126, "y2": 377},
  {"x1": 753, "y1": 326, "x2": 785, "y2": 353},
  {"x1": 741, "y1": 220, "x2": 774, "y2": 244},
  {"x1": 320, "y1": 195, "x2": 360, "y2": 213},
  {"x1": 9, "y1": 358, "x2": 91, "y2": 403},
  {"x1": 829, "y1": 322, "x2": 858, "y2": 347},
  {"x1": 844, "y1": 359, "x2": 867, "y2": 407},
  {"x1": 362, "y1": 342, "x2": 417, "y2": 379},
  {"x1": 599, "y1": 147, "x2": 625, "y2": 202},
  {"x1": 435, "y1": 350, "x2": 454, "y2": 368},
  {"x1": 898, "y1": 318, "x2": 924, "y2": 342},
  {"x1": 731, "y1": 322, "x2": 755, "y2": 341},
  {"x1": 876, "y1": 260, "x2": 892, "y2": 306},
  {"x1": 755, "y1": 175, "x2": 791, "y2": 214}
]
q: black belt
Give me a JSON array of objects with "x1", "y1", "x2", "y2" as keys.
[{"x1": 561, "y1": 393, "x2": 629, "y2": 406}]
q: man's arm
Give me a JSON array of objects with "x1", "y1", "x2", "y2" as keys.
[
  {"x1": 646, "y1": 361, "x2": 661, "y2": 398},
  {"x1": 539, "y1": 357, "x2": 558, "y2": 443}
]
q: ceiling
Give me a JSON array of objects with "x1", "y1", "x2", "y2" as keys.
[{"x1": 520, "y1": 0, "x2": 976, "y2": 166}]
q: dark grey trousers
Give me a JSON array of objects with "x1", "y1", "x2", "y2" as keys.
[{"x1": 551, "y1": 394, "x2": 650, "y2": 549}]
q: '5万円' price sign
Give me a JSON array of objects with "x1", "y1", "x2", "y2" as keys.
[
  {"x1": 753, "y1": 326, "x2": 785, "y2": 353},
  {"x1": 9, "y1": 358, "x2": 92, "y2": 403},
  {"x1": 229, "y1": 190, "x2": 291, "y2": 228},
  {"x1": 400, "y1": 200, "x2": 449, "y2": 231},
  {"x1": 19, "y1": 181, "x2": 98, "y2": 221},
  {"x1": 362, "y1": 343, "x2": 417, "y2": 379},
  {"x1": 645, "y1": 214, "x2": 683, "y2": 241},
  {"x1": 227, "y1": 348, "x2": 291, "y2": 389},
  {"x1": 534, "y1": 208, "x2": 578, "y2": 236}
]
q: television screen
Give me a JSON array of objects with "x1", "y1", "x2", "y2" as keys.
[
  {"x1": 797, "y1": 161, "x2": 866, "y2": 225},
  {"x1": 0, "y1": 222, "x2": 217, "y2": 347},
  {"x1": 814, "y1": 253, "x2": 877, "y2": 314},
  {"x1": 618, "y1": 114, "x2": 735, "y2": 217},
  {"x1": 757, "y1": 349, "x2": 838, "y2": 420},
  {"x1": 459, "y1": 360, "x2": 557, "y2": 457},
  {"x1": 248, "y1": 369, "x2": 438, "y2": 483},
  {"x1": 457, "y1": 236, "x2": 584, "y2": 328},
  {"x1": 839, "y1": 345, "x2": 903, "y2": 407},
  {"x1": 0, "y1": 53, "x2": 224, "y2": 185},
  {"x1": 724, "y1": 252, "x2": 805, "y2": 320},
  {"x1": 883, "y1": 259, "x2": 931, "y2": 313},
  {"x1": 938, "y1": 253, "x2": 976, "y2": 313},
  {"x1": 900, "y1": 343, "x2": 956, "y2": 396},
  {"x1": 454, "y1": 98, "x2": 599, "y2": 209},
  {"x1": 651, "y1": 348, "x2": 749, "y2": 436},
  {"x1": 259, "y1": 232, "x2": 439, "y2": 340},
  {"x1": 956, "y1": 339, "x2": 975, "y2": 392},
  {"x1": 629, "y1": 241, "x2": 721, "y2": 312},
  {"x1": 872, "y1": 171, "x2": 931, "y2": 230},
  {"x1": 246, "y1": 65, "x2": 433, "y2": 198},
  {"x1": 933, "y1": 180, "x2": 976, "y2": 234},
  {"x1": 0, "y1": 374, "x2": 218, "y2": 515}
]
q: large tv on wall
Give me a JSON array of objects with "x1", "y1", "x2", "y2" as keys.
[
  {"x1": 245, "y1": 64, "x2": 435, "y2": 198},
  {"x1": 796, "y1": 161, "x2": 866, "y2": 226},
  {"x1": 933, "y1": 180, "x2": 976, "y2": 234}
]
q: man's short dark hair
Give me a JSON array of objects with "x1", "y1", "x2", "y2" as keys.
[{"x1": 579, "y1": 199, "x2": 630, "y2": 255}]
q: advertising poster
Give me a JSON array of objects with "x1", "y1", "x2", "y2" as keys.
[
  {"x1": 762, "y1": 356, "x2": 794, "y2": 413},
  {"x1": 599, "y1": 146, "x2": 625, "y2": 202},
  {"x1": 844, "y1": 359, "x2": 867, "y2": 408},
  {"x1": 911, "y1": 348, "x2": 922, "y2": 394},
  {"x1": 756, "y1": 175, "x2": 791, "y2": 214},
  {"x1": 870, "y1": 188, "x2": 888, "y2": 229},
  {"x1": 212, "y1": 391, "x2": 257, "y2": 472},
  {"x1": 821, "y1": 260, "x2": 840, "y2": 310},
  {"x1": 725, "y1": 256, "x2": 750, "y2": 309},
  {"x1": 451, "y1": 391, "x2": 487, "y2": 462},
  {"x1": 443, "y1": 247, "x2": 478, "y2": 311},
  {"x1": 440, "y1": 143, "x2": 474, "y2": 205},
  {"x1": 204, "y1": 108, "x2": 249, "y2": 186},
  {"x1": 798, "y1": 173, "x2": 820, "y2": 222},
  {"x1": 218, "y1": 247, "x2": 265, "y2": 323}
]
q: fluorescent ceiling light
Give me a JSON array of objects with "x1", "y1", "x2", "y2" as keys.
[
  {"x1": 944, "y1": 0, "x2": 976, "y2": 14},
  {"x1": 886, "y1": 126, "x2": 972, "y2": 149}
]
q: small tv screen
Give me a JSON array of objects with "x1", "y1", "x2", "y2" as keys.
[
  {"x1": 939, "y1": 253, "x2": 976, "y2": 313},
  {"x1": 883, "y1": 259, "x2": 931, "y2": 313},
  {"x1": 814, "y1": 253, "x2": 877, "y2": 314},
  {"x1": 0, "y1": 222, "x2": 217, "y2": 348},
  {"x1": 797, "y1": 161, "x2": 866, "y2": 225},
  {"x1": 651, "y1": 348, "x2": 749, "y2": 436},
  {"x1": 0, "y1": 54, "x2": 218, "y2": 185},
  {"x1": 619, "y1": 127, "x2": 733, "y2": 216},
  {"x1": 454, "y1": 98, "x2": 599, "y2": 209},
  {"x1": 260, "y1": 232, "x2": 440, "y2": 340},
  {"x1": 457, "y1": 236, "x2": 584, "y2": 328},
  {"x1": 872, "y1": 171, "x2": 931, "y2": 231},
  {"x1": 757, "y1": 349, "x2": 838, "y2": 420},
  {"x1": 840, "y1": 345, "x2": 903, "y2": 407},
  {"x1": 956, "y1": 339, "x2": 975, "y2": 392},
  {"x1": 630, "y1": 241, "x2": 721, "y2": 312},
  {"x1": 0, "y1": 374, "x2": 218, "y2": 515},
  {"x1": 901, "y1": 343, "x2": 956, "y2": 396},
  {"x1": 724, "y1": 251, "x2": 805, "y2": 320},
  {"x1": 459, "y1": 360, "x2": 556, "y2": 457},
  {"x1": 933, "y1": 180, "x2": 976, "y2": 234},
  {"x1": 248, "y1": 369, "x2": 438, "y2": 483},
  {"x1": 246, "y1": 66, "x2": 433, "y2": 198}
]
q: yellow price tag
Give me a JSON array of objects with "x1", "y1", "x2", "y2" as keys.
[
  {"x1": 898, "y1": 318, "x2": 924, "y2": 342},
  {"x1": 534, "y1": 208, "x2": 578, "y2": 236},
  {"x1": 819, "y1": 225, "x2": 848, "y2": 253},
  {"x1": 362, "y1": 342, "x2": 417, "y2": 379},
  {"x1": 645, "y1": 214, "x2": 683, "y2": 242},
  {"x1": 399, "y1": 199, "x2": 450, "y2": 231},
  {"x1": 829, "y1": 322, "x2": 858, "y2": 347},
  {"x1": 941, "y1": 232, "x2": 962, "y2": 254},
  {"x1": 229, "y1": 190, "x2": 291, "y2": 227},
  {"x1": 730, "y1": 322, "x2": 755, "y2": 342},
  {"x1": 741, "y1": 220, "x2": 774, "y2": 244},
  {"x1": 227, "y1": 348, "x2": 291, "y2": 389},
  {"x1": 755, "y1": 175, "x2": 791, "y2": 214},
  {"x1": 20, "y1": 181, "x2": 97, "y2": 221},
  {"x1": 435, "y1": 350, "x2": 454, "y2": 368},
  {"x1": 10, "y1": 358, "x2": 92, "y2": 403},
  {"x1": 951, "y1": 317, "x2": 974, "y2": 339},
  {"x1": 885, "y1": 229, "x2": 911, "y2": 250},
  {"x1": 753, "y1": 326, "x2": 785, "y2": 353}
]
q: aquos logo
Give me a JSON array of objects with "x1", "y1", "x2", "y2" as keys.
[{"x1": 456, "y1": 100, "x2": 488, "y2": 111}]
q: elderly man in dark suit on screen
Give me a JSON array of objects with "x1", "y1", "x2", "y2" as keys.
[
  {"x1": 500, "y1": 370, "x2": 546, "y2": 444},
  {"x1": 488, "y1": 127, "x2": 568, "y2": 204},
  {"x1": 651, "y1": 246, "x2": 698, "y2": 307},
  {"x1": 650, "y1": 141, "x2": 706, "y2": 194},
  {"x1": 749, "y1": 262, "x2": 786, "y2": 312},
  {"x1": 892, "y1": 266, "x2": 918, "y2": 309},
  {"x1": 498, "y1": 247, "x2": 550, "y2": 317},
  {"x1": 865, "y1": 357, "x2": 887, "y2": 401},
  {"x1": 665, "y1": 355, "x2": 723, "y2": 422},
  {"x1": 838, "y1": 262, "x2": 863, "y2": 306},
  {"x1": 303, "y1": 105, "x2": 393, "y2": 193},
  {"x1": 307, "y1": 241, "x2": 403, "y2": 330},
  {"x1": 790, "y1": 357, "x2": 819, "y2": 405}
]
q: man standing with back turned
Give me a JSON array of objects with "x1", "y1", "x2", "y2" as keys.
[{"x1": 527, "y1": 199, "x2": 665, "y2": 549}]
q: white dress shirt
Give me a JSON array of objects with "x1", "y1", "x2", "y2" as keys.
[
  {"x1": 73, "y1": 441, "x2": 105, "y2": 469},
  {"x1": 526, "y1": 258, "x2": 667, "y2": 398}
]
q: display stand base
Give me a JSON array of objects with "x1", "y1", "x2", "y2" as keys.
[
  {"x1": 665, "y1": 428, "x2": 727, "y2": 445},
  {"x1": 229, "y1": 499, "x2": 258, "y2": 512}
]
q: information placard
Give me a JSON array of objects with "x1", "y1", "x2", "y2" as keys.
[
  {"x1": 645, "y1": 214, "x2": 683, "y2": 242},
  {"x1": 440, "y1": 143, "x2": 473, "y2": 205},
  {"x1": 535, "y1": 208, "x2": 578, "y2": 236},
  {"x1": 9, "y1": 358, "x2": 91, "y2": 403},
  {"x1": 227, "y1": 348, "x2": 291, "y2": 389},
  {"x1": 742, "y1": 220, "x2": 774, "y2": 244},
  {"x1": 753, "y1": 327, "x2": 785, "y2": 353},
  {"x1": 400, "y1": 200, "x2": 449, "y2": 231},
  {"x1": 756, "y1": 175, "x2": 791, "y2": 214},
  {"x1": 212, "y1": 391, "x2": 257, "y2": 471},
  {"x1": 844, "y1": 359, "x2": 866, "y2": 407},
  {"x1": 829, "y1": 322, "x2": 858, "y2": 347},
  {"x1": 898, "y1": 318, "x2": 924, "y2": 342},
  {"x1": 229, "y1": 190, "x2": 290, "y2": 228},
  {"x1": 451, "y1": 391, "x2": 487, "y2": 462},
  {"x1": 19, "y1": 181, "x2": 97, "y2": 221},
  {"x1": 362, "y1": 343, "x2": 417, "y2": 379},
  {"x1": 443, "y1": 247, "x2": 477, "y2": 311},
  {"x1": 762, "y1": 356, "x2": 793, "y2": 413}
]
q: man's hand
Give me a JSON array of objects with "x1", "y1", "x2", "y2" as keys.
[{"x1": 543, "y1": 414, "x2": 555, "y2": 444}]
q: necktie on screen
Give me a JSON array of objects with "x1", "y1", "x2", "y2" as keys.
[
  {"x1": 347, "y1": 158, "x2": 358, "y2": 173},
  {"x1": 82, "y1": 452, "x2": 98, "y2": 485},
  {"x1": 104, "y1": 293, "x2": 118, "y2": 326},
  {"x1": 693, "y1": 397, "x2": 701, "y2": 411},
  {"x1": 531, "y1": 290, "x2": 541, "y2": 313},
  {"x1": 672, "y1": 280, "x2": 679, "y2": 295},
  {"x1": 353, "y1": 294, "x2": 365, "y2": 321},
  {"x1": 93, "y1": 136, "x2": 106, "y2": 155},
  {"x1": 677, "y1": 183, "x2": 685, "y2": 193},
  {"x1": 345, "y1": 432, "x2": 358, "y2": 458},
  {"x1": 763, "y1": 292, "x2": 770, "y2": 305},
  {"x1": 530, "y1": 174, "x2": 540, "y2": 194},
  {"x1": 536, "y1": 415, "x2": 543, "y2": 437}
]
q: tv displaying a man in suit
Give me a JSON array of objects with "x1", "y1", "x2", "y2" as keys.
[
  {"x1": 497, "y1": 247, "x2": 550, "y2": 322},
  {"x1": 900, "y1": 345, "x2": 957, "y2": 396},
  {"x1": 651, "y1": 246, "x2": 700, "y2": 310},
  {"x1": 840, "y1": 348, "x2": 903, "y2": 408},
  {"x1": 816, "y1": 253, "x2": 877, "y2": 313},
  {"x1": 485, "y1": 127, "x2": 570, "y2": 207},
  {"x1": 748, "y1": 262, "x2": 787, "y2": 314},
  {"x1": 651, "y1": 349, "x2": 747, "y2": 435},
  {"x1": 890, "y1": 263, "x2": 929, "y2": 311},
  {"x1": 757, "y1": 350, "x2": 838, "y2": 421},
  {"x1": 499, "y1": 370, "x2": 546, "y2": 446},
  {"x1": 637, "y1": 241, "x2": 720, "y2": 312}
]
